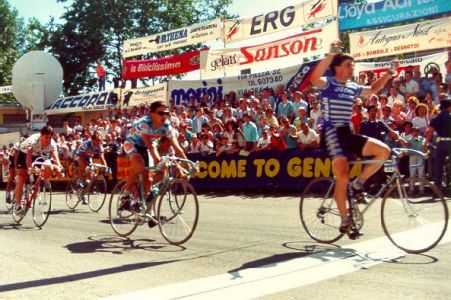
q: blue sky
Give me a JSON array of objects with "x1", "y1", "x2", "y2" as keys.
[{"x1": 8, "y1": 0, "x2": 296, "y2": 24}]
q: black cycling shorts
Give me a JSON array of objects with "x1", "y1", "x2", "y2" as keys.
[
  {"x1": 323, "y1": 125, "x2": 368, "y2": 160},
  {"x1": 16, "y1": 151, "x2": 39, "y2": 169}
]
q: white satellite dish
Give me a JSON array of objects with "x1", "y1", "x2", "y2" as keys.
[{"x1": 12, "y1": 51, "x2": 63, "y2": 129}]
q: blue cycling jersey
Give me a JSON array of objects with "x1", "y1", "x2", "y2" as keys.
[
  {"x1": 75, "y1": 140, "x2": 104, "y2": 158},
  {"x1": 319, "y1": 76, "x2": 362, "y2": 127},
  {"x1": 125, "y1": 116, "x2": 174, "y2": 147}
]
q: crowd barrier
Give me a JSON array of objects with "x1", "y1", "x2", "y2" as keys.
[{"x1": 1, "y1": 149, "x2": 363, "y2": 191}]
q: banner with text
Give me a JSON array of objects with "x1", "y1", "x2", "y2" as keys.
[
  {"x1": 124, "y1": 18, "x2": 221, "y2": 58},
  {"x1": 339, "y1": 0, "x2": 451, "y2": 31},
  {"x1": 168, "y1": 64, "x2": 318, "y2": 104},
  {"x1": 200, "y1": 20, "x2": 337, "y2": 78},
  {"x1": 349, "y1": 16, "x2": 451, "y2": 60},
  {"x1": 224, "y1": 0, "x2": 337, "y2": 44},
  {"x1": 120, "y1": 83, "x2": 167, "y2": 107},
  {"x1": 122, "y1": 50, "x2": 201, "y2": 79},
  {"x1": 46, "y1": 91, "x2": 117, "y2": 115},
  {"x1": 0, "y1": 85, "x2": 12, "y2": 94},
  {"x1": 355, "y1": 52, "x2": 448, "y2": 79}
]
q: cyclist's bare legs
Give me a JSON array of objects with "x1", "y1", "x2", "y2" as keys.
[
  {"x1": 6, "y1": 168, "x2": 16, "y2": 193},
  {"x1": 332, "y1": 156, "x2": 350, "y2": 218},
  {"x1": 356, "y1": 138, "x2": 391, "y2": 184},
  {"x1": 14, "y1": 169, "x2": 27, "y2": 205},
  {"x1": 76, "y1": 157, "x2": 88, "y2": 182}
]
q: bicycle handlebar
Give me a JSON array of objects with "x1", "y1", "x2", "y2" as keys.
[
  {"x1": 148, "y1": 156, "x2": 199, "y2": 178},
  {"x1": 30, "y1": 156, "x2": 64, "y2": 176}
]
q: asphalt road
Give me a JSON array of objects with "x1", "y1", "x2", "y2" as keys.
[{"x1": 0, "y1": 190, "x2": 450, "y2": 300}]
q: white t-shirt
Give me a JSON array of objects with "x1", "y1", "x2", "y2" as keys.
[
  {"x1": 257, "y1": 136, "x2": 271, "y2": 148},
  {"x1": 297, "y1": 129, "x2": 320, "y2": 145},
  {"x1": 387, "y1": 94, "x2": 405, "y2": 107},
  {"x1": 400, "y1": 80, "x2": 419, "y2": 95},
  {"x1": 20, "y1": 133, "x2": 57, "y2": 156}
]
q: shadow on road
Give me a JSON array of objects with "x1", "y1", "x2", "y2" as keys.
[
  {"x1": 49, "y1": 209, "x2": 90, "y2": 215},
  {"x1": 0, "y1": 259, "x2": 177, "y2": 293},
  {"x1": 64, "y1": 235, "x2": 186, "y2": 254},
  {"x1": 0, "y1": 222, "x2": 38, "y2": 231}
]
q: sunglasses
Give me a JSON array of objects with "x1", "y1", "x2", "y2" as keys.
[{"x1": 156, "y1": 111, "x2": 170, "y2": 116}]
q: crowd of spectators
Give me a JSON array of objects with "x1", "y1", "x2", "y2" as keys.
[{"x1": 1, "y1": 54, "x2": 450, "y2": 190}]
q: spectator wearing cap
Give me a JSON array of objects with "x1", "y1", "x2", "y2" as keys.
[
  {"x1": 405, "y1": 96, "x2": 419, "y2": 122},
  {"x1": 427, "y1": 99, "x2": 451, "y2": 192},
  {"x1": 187, "y1": 134, "x2": 201, "y2": 153},
  {"x1": 293, "y1": 106, "x2": 310, "y2": 131},
  {"x1": 241, "y1": 112, "x2": 259, "y2": 151},
  {"x1": 256, "y1": 129, "x2": 271, "y2": 151},
  {"x1": 265, "y1": 107, "x2": 279, "y2": 128},
  {"x1": 297, "y1": 121, "x2": 320, "y2": 151},
  {"x1": 192, "y1": 107, "x2": 209, "y2": 134}
]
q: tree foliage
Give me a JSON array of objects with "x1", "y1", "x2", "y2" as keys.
[{"x1": 37, "y1": 0, "x2": 234, "y2": 95}]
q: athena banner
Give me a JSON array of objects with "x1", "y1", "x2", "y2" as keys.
[
  {"x1": 124, "y1": 18, "x2": 222, "y2": 58},
  {"x1": 200, "y1": 20, "x2": 337, "y2": 78},
  {"x1": 224, "y1": 0, "x2": 337, "y2": 44},
  {"x1": 349, "y1": 16, "x2": 451, "y2": 60},
  {"x1": 354, "y1": 52, "x2": 448, "y2": 79}
]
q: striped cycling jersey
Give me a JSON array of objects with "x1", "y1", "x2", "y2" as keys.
[
  {"x1": 318, "y1": 77, "x2": 362, "y2": 127},
  {"x1": 125, "y1": 116, "x2": 174, "y2": 147}
]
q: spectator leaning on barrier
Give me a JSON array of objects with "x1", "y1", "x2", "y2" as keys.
[
  {"x1": 241, "y1": 112, "x2": 259, "y2": 151},
  {"x1": 297, "y1": 121, "x2": 320, "y2": 151}
]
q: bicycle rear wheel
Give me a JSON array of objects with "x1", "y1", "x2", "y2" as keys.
[
  {"x1": 381, "y1": 177, "x2": 448, "y2": 254},
  {"x1": 157, "y1": 179, "x2": 199, "y2": 245},
  {"x1": 65, "y1": 180, "x2": 80, "y2": 210},
  {"x1": 300, "y1": 177, "x2": 344, "y2": 244},
  {"x1": 108, "y1": 181, "x2": 138, "y2": 237},
  {"x1": 87, "y1": 176, "x2": 107, "y2": 212},
  {"x1": 32, "y1": 179, "x2": 52, "y2": 228}
]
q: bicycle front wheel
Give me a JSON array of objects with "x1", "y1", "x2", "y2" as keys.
[
  {"x1": 32, "y1": 179, "x2": 52, "y2": 228},
  {"x1": 108, "y1": 181, "x2": 138, "y2": 237},
  {"x1": 381, "y1": 177, "x2": 448, "y2": 254},
  {"x1": 87, "y1": 176, "x2": 107, "y2": 212},
  {"x1": 157, "y1": 179, "x2": 199, "y2": 245},
  {"x1": 300, "y1": 177, "x2": 344, "y2": 244},
  {"x1": 65, "y1": 180, "x2": 80, "y2": 210}
]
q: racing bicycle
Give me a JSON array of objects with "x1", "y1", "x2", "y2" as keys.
[
  {"x1": 11, "y1": 156, "x2": 61, "y2": 228},
  {"x1": 109, "y1": 156, "x2": 199, "y2": 245},
  {"x1": 65, "y1": 163, "x2": 108, "y2": 212},
  {"x1": 300, "y1": 148, "x2": 449, "y2": 254}
]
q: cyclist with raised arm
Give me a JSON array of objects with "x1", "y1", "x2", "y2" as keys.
[
  {"x1": 73, "y1": 131, "x2": 108, "y2": 203},
  {"x1": 310, "y1": 41, "x2": 398, "y2": 234},
  {"x1": 121, "y1": 101, "x2": 187, "y2": 213},
  {"x1": 14, "y1": 126, "x2": 62, "y2": 213}
]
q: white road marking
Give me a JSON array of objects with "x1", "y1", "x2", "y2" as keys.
[{"x1": 105, "y1": 225, "x2": 451, "y2": 300}]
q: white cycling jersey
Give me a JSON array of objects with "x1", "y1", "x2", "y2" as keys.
[{"x1": 19, "y1": 133, "x2": 57, "y2": 156}]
